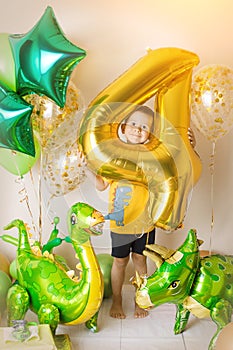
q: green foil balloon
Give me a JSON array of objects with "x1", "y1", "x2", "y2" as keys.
[
  {"x1": 4, "y1": 202, "x2": 105, "y2": 333},
  {"x1": 8, "y1": 6, "x2": 86, "y2": 108},
  {"x1": 97, "y1": 253, "x2": 113, "y2": 298},
  {"x1": 135, "y1": 229, "x2": 233, "y2": 350},
  {"x1": 0, "y1": 82, "x2": 34, "y2": 156},
  {"x1": 0, "y1": 33, "x2": 16, "y2": 91},
  {"x1": 0, "y1": 6, "x2": 86, "y2": 157},
  {"x1": 9, "y1": 259, "x2": 18, "y2": 280}
]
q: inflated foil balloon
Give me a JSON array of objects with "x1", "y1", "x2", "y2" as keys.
[
  {"x1": 96, "y1": 253, "x2": 113, "y2": 298},
  {"x1": 0, "y1": 6, "x2": 86, "y2": 156},
  {"x1": 0, "y1": 33, "x2": 15, "y2": 90},
  {"x1": 79, "y1": 47, "x2": 202, "y2": 232},
  {"x1": 5, "y1": 202, "x2": 105, "y2": 333},
  {"x1": 24, "y1": 82, "x2": 84, "y2": 150},
  {"x1": 134, "y1": 229, "x2": 233, "y2": 350},
  {"x1": 0, "y1": 82, "x2": 34, "y2": 156},
  {"x1": 191, "y1": 64, "x2": 233, "y2": 143},
  {"x1": 0, "y1": 6, "x2": 86, "y2": 108}
]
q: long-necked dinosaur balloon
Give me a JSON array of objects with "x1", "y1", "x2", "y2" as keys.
[
  {"x1": 133, "y1": 229, "x2": 233, "y2": 350},
  {"x1": 3, "y1": 202, "x2": 107, "y2": 333}
]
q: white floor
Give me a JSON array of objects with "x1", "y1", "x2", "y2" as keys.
[
  {"x1": 1, "y1": 284, "x2": 226, "y2": 350},
  {"x1": 56, "y1": 285, "x2": 217, "y2": 350}
]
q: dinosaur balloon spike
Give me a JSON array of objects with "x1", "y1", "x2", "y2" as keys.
[{"x1": 134, "y1": 229, "x2": 233, "y2": 350}]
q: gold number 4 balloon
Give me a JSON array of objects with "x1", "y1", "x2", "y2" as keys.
[{"x1": 79, "y1": 47, "x2": 202, "y2": 232}]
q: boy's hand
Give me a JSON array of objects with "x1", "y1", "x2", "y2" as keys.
[{"x1": 78, "y1": 149, "x2": 109, "y2": 191}]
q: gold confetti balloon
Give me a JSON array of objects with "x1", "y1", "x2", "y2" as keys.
[
  {"x1": 24, "y1": 82, "x2": 84, "y2": 150},
  {"x1": 42, "y1": 139, "x2": 86, "y2": 196},
  {"x1": 191, "y1": 64, "x2": 233, "y2": 143}
]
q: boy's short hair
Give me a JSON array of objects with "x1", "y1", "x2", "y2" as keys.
[{"x1": 121, "y1": 105, "x2": 154, "y2": 133}]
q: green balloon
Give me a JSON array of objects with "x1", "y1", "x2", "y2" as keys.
[
  {"x1": 9, "y1": 6, "x2": 86, "y2": 108},
  {"x1": 0, "y1": 33, "x2": 16, "y2": 90},
  {"x1": 0, "y1": 270, "x2": 12, "y2": 313},
  {"x1": 0, "y1": 137, "x2": 40, "y2": 176},
  {"x1": 9, "y1": 259, "x2": 18, "y2": 280},
  {"x1": 0, "y1": 82, "x2": 35, "y2": 156},
  {"x1": 97, "y1": 253, "x2": 113, "y2": 298},
  {"x1": 0, "y1": 6, "x2": 86, "y2": 158}
]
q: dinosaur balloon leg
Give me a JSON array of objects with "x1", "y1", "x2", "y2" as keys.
[
  {"x1": 7, "y1": 284, "x2": 29, "y2": 324},
  {"x1": 38, "y1": 304, "x2": 60, "y2": 334}
]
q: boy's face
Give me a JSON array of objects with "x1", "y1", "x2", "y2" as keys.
[{"x1": 123, "y1": 111, "x2": 153, "y2": 144}]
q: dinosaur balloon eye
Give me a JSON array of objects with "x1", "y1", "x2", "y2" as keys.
[
  {"x1": 169, "y1": 280, "x2": 180, "y2": 289},
  {"x1": 71, "y1": 214, "x2": 77, "y2": 225}
]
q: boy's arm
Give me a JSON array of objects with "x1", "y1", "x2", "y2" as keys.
[
  {"x1": 78, "y1": 150, "x2": 109, "y2": 191},
  {"x1": 86, "y1": 168, "x2": 109, "y2": 191}
]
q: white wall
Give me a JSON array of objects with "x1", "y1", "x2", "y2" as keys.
[{"x1": 0, "y1": 0, "x2": 233, "y2": 278}]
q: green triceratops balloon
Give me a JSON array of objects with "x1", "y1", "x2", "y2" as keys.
[{"x1": 134, "y1": 229, "x2": 233, "y2": 350}]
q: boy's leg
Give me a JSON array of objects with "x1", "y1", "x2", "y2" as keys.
[{"x1": 110, "y1": 256, "x2": 129, "y2": 319}]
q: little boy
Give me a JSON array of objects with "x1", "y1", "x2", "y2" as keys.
[{"x1": 84, "y1": 105, "x2": 156, "y2": 319}]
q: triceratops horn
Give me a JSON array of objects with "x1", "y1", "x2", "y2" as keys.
[
  {"x1": 145, "y1": 244, "x2": 175, "y2": 259},
  {"x1": 143, "y1": 248, "x2": 163, "y2": 268},
  {"x1": 132, "y1": 271, "x2": 143, "y2": 288}
]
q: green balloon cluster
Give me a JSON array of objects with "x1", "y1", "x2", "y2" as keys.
[{"x1": 0, "y1": 6, "x2": 86, "y2": 166}]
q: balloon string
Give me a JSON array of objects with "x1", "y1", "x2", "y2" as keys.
[
  {"x1": 209, "y1": 141, "x2": 216, "y2": 255},
  {"x1": 28, "y1": 167, "x2": 41, "y2": 243},
  {"x1": 44, "y1": 194, "x2": 67, "y2": 238},
  {"x1": 16, "y1": 176, "x2": 38, "y2": 237},
  {"x1": 11, "y1": 151, "x2": 39, "y2": 238},
  {"x1": 38, "y1": 150, "x2": 43, "y2": 245}
]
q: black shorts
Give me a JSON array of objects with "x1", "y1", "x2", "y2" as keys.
[{"x1": 111, "y1": 228, "x2": 155, "y2": 258}]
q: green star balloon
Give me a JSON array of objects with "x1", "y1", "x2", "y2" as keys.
[
  {"x1": 0, "y1": 82, "x2": 35, "y2": 156},
  {"x1": 0, "y1": 6, "x2": 86, "y2": 156},
  {"x1": 9, "y1": 6, "x2": 86, "y2": 108}
]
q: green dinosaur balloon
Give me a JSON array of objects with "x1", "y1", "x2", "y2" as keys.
[
  {"x1": 4, "y1": 202, "x2": 105, "y2": 333},
  {"x1": 97, "y1": 253, "x2": 113, "y2": 298},
  {"x1": 134, "y1": 229, "x2": 233, "y2": 350}
]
